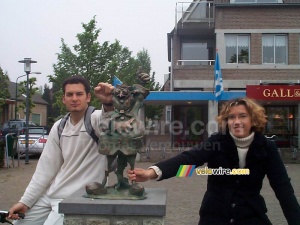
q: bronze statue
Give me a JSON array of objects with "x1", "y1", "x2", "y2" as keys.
[{"x1": 85, "y1": 71, "x2": 150, "y2": 199}]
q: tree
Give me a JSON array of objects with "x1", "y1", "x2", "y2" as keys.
[
  {"x1": 50, "y1": 17, "x2": 139, "y2": 116},
  {"x1": 49, "y1": 38, "x2": 78, "y2": 116},
  {"x1": 50, "y1": 17, "x2": 162, "y2": 120},
  {"x1": 229, "y1": 49, "x2": 249, "y2": 63},
  {"x1": 42, "y1": 84, "x2": 53, "y2": 127},
  {"x1": 0, "y1": 67, "x2": 10, "y2": 113},
  {"x1": 36, "y1": 86, "x2": 43, "y2": 95},
  {"x1": 18, "y1": 77, "x2": 39, "y2": 114},
  {"x1": 137, "y1": 48, "x2": 151, "y2": 74},
  {"x1": 135, "y1": 49, "x2": 163, "y2": 120}
]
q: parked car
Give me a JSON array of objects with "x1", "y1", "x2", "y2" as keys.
[
  {"x1": 0, "y1": 120, "x2": 36, "y2": 140},
  {"x1": 18, "y1": 127, "x2": 48, "y2": 156}
]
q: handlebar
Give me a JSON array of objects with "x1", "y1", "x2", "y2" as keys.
[
  {"x1": 265, "y1": 135, "x2": 277, "y2": 140},
  {"x1": 0, "y1": 211, "x2": 25, "y2": 224}
]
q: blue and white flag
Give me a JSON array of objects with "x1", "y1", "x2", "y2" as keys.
[
  {"x1": 112, "y1": 75, "x2": 123, "y2": 87},
  {"x1": 214, "y1": 52, "x2": 224, "y2": 101}
]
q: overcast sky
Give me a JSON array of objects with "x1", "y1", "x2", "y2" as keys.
[{"x1": 0, "y1": 0, "x2": 191, "y2": 88}]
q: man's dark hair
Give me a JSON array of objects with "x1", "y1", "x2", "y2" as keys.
[{"x1": 62, "y1": 75, "x2": 91, "y2": 94}]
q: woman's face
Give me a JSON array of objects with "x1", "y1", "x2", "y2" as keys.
[{"x1": 227, "y1": 104, "x2": 252, "y2": 138}]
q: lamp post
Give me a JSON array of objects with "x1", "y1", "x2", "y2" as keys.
[
  {"x1": 18, "y1": 58, "x2": 37, "y2": 164},
  {"x1": 15, "y1": 74, "x2": 26, "y2": 120},
  {"x1": 15, "y1": 72, "x2": 41, "y2": 120}
]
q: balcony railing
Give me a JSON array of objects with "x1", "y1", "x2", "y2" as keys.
[
  {"x1": 177, "y1": 59, "x2": 215, "y2": 66},
  {"x1": 176, "y1": 1, "x2": 214, "y2": 29}
]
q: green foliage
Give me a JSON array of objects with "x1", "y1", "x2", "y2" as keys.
[
  {"x1": 229, "y1": 49, "x2": 249, "y2": 63},
  {"x1": 51, "y1": 16, "x2": 140, "y2": 116},
  {"x1": 18, "y1": 77, "x2": 39, "y2": 114},
  {"x1": 135, "y1": 49, "x2": 163, "y2": 120},
  {"x1": 49, "y1": 38, "x2": 81, "y2": 115},
  {"x1": 36, "y1": 86, "x2": 43, "y2": 95},
  {"x1": 42, "y1": 84, "x2": 53, "y2": 126},
  {"x1": 50, "y1": 16, "x2": 163, "y2": 120},
  {"x1": 0, "y1": 67, "x2": 10, "y2": 113},
  {"x1": 137, "y1": 48, "x2": 151, "y2": 74},
  {"x1": 53, "y1": 90, "x2": 67, "y2": 115}
]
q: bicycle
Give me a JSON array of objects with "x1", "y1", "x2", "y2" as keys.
[
  {"x1": 0, "y1": 211, "x2": 25, "y2": 224},
  {"x1": 290, "y1": 136, "x2": 298, "y2": 160},
  {"x1": 265, "y1": 135, "x2": 281, "y2": 157}
]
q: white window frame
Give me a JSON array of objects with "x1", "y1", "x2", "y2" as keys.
[
  {"x1": 262, "y1": 34, "x2": 287, "y2": 64},
  {"x1": 225, "y1": 34, "x2": 250, "y2": 64}
]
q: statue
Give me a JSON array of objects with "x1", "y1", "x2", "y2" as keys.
[{"x1": 85, "y1": 71, "x2": 150, "y2": 199}]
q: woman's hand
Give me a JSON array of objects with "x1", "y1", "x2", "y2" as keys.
[{"x1": 127, "y1": 168, "x2": 158, "y2": 182}]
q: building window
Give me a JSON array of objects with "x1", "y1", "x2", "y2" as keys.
[
  {"x1": 32, "y1": 113, "x2": 41, "y2": 126},
  {"x1": 262, "y1": 34, "x2": 287, "y2": 64},
  {"x1": 265, "y1": 106, "x2": 297, "y2": 148},
  {"x1": 225, "y1": 34, "x2": 249, "y2": 63},
  {"x1": 181, "y1": 42, "x2": 209, "y2": 65}
]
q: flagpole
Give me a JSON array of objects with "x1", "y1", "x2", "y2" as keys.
[
  {"x1": 212, "y1": 50, "x2": 217, "y2": 105},
  {"x1": 212, "y1": 49, "x2": 218, "y2": 103},
  {"x1": 214, "y1": 50, "x2": 223, "y2": 103}
]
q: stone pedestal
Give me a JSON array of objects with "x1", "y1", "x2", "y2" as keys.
[{"x1": 59, "y1": 188, "x2": 167, "y2": 225}]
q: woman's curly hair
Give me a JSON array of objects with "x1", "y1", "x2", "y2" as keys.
[{"x1": 217, "y1": 97, "x2": 267, "y2": 134}]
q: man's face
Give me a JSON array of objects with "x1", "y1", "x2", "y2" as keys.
[{"x1": 62, "y1": 83, "x2": 91, "y2": 113}]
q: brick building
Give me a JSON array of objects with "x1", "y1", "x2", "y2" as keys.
[{"x1": 145, "y1": 0, "x2": 300, "y2": 156}]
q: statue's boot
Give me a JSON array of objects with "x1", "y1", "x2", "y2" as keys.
[
  {"x1": 115, "y1": 175, "x2": 131, "y2": 190},
  {"x1": 86, "y1": 181, "x2": 107, "y2": 195},
  {"x1": 129, "y1": 182, "x2": 145, "y2": 196}
]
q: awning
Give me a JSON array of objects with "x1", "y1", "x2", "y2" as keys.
[{"x1": 144, "y1": 91, "x2": 246, "y2": 105}]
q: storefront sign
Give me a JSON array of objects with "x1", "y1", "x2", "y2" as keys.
[{"x1": 246, "y1": 85, "x2": 300, "y2": 100}]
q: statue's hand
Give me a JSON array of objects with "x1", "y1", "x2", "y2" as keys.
[
  {"x1": 137, "y1": 73, "x2": 150, "y2": 85},
  {"x1": 115, "y1": 118, "x2": 135, "y2": 134}
]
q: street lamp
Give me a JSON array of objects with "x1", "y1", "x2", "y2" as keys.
[
  {"x1": 15, "y1": 72, "x2": 41, "y2": 120},
  {"x1": 18, "y1": 58, "x2": 37, "y2": 164}
]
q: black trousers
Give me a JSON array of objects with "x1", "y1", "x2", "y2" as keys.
[{"x1": 199, "y1": 216, "x2": 270, "y2": 225}]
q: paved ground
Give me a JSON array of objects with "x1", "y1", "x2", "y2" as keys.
[{"x1": 1, "y1": 157, "x2": 300, "y2": 225}]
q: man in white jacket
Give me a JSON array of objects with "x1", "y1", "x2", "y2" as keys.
[{"x1": 8, "y1": 75, "x2": 114, "y2": 225}]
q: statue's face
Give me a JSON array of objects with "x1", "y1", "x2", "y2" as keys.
[
  {"x1": 114, "y1": 87, "x2": 130, "y2": 101},
  {"x1": 113, "y1": 86, "x2": 134, "y2": 111}
]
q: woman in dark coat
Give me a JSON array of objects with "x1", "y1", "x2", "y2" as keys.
[{"x1": 128, "y1": 97, "x2": 300, "y2": 225}]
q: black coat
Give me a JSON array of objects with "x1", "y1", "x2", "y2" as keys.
[{"x1": 155, "y1": 132, "x2": 300, "y2": 225}]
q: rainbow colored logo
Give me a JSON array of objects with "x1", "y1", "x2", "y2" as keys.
[{"x1": 176, "y1": 165, "x2": 196, "y2": 177}]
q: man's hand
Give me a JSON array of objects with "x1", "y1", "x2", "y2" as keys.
[
  {"x1": 94, "y1": 82, "x2": 114, "y2": 104},
  {"x1": 8, "y1": 202, "x2": 28, "y2": 220}
]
